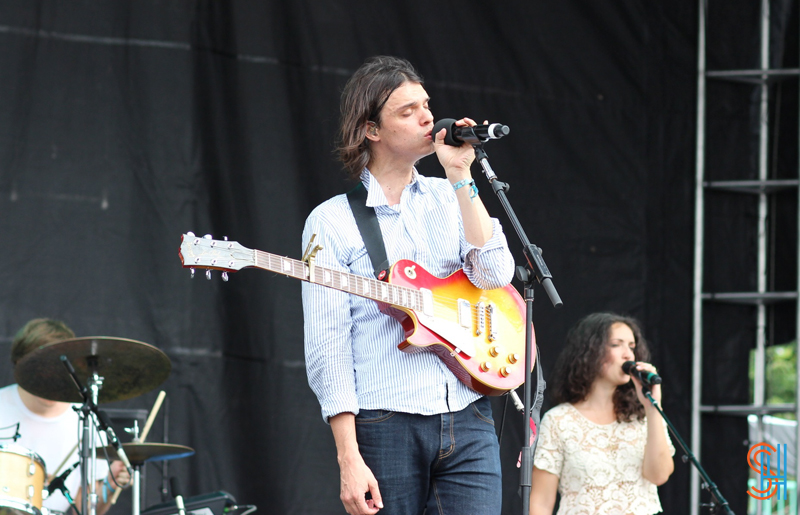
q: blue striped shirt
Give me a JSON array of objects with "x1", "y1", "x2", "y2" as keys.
[{"x1": 302, "y1": 169, "x2": 515, "y2": 422}]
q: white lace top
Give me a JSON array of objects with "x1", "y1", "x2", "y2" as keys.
[{"x1": 534, "y1": 403, "x2": 674, "y2": 515}]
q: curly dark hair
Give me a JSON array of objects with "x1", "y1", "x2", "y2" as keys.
[
  {"x1": 335, "y1": 56, "x2": 424, "y2": 179},
  {"x1": 550, "y1": 312, "x2": 651, "y2": 422}
]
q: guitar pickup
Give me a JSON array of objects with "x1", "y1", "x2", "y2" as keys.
[
  {"x1": 457, "y1": 299, "x2": 471, "y2": 329},
  {"x1": 420, "y1": 288, "x2": 434, "y2": 317}
]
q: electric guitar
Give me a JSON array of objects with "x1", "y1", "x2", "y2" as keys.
[{"x1": 178, "y1": 233, "x2": 534, "y2": 396}]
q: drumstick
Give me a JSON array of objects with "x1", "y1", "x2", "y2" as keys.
[
  {"x1": 140, "y1": 390, "x2": 166, "y2": 443},
  {"x1": 110, "y1": 391, "x2": 166, "y2": 504},
  {"x1": 49, "y1": 442, "x2": 79, "y2": 481}
]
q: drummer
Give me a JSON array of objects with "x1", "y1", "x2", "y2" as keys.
[{"x1": 0, "y1": 318, "x2": 131, "y2": 515}]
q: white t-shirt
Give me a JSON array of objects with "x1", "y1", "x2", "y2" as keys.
[{"x1": 0, "y1": 384, "x2": 110, "y2": 514}]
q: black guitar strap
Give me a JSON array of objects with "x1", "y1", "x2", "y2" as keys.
[{"x1": 346, "y1": 182, "x2": 390, "y2": 279}]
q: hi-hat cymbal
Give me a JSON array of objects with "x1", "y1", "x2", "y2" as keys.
[
  {"x1": 98, "y1": 443, "x2": 194, "y2": 465},
  {"x1": 14, "y1": 337, "x2": 171, "y2": 404}
]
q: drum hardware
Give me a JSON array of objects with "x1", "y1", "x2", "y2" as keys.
[
  {"x1": 13, "y1": 338, "x2": 171, "y2": 405},
  {"x1": 0, "y1": 424, "x2": 21, "y2": 444},
  {"x1": 99, "y1": 444, "x2": 194, "y2": 515},
  {"x1": 97, "y1": 445, "x2": 194, "y2": 466},
  {"x1": 60, "y1": 354, "x2": 128, "y2": 515},
  {"x1": 15, "y1": 337, "x2": 172, "y2": 515},
  {"x1": 101, "y1": 392, "x2": 193, "y2": 515}
]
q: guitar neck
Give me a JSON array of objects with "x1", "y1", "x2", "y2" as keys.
[{"x1": 253, "y1": 249, "x2": 424, "y2": 310}]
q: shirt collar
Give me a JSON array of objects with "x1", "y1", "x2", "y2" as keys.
[{"x1": 359, "y1": 167, "x2": 427, "y2": 208}]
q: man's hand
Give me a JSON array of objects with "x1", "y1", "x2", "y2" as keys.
[
  {"x1": 338, "y1": 450, "x2": 383, "y2": 514},
  {"x1": 109, "y1": 459, "x2": 131, "y2": 489},
  {"x1": 330, "y1": 413, "x2": 383, "y2": 515},
  {"x1": 434, "y1": 117, "x2": 479, "y2": 182}
]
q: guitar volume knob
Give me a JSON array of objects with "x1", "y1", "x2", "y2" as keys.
[
  {"x1": 500, "y1": 366, "x2": 510, "y2": 378},
  {"x1": 507, "y1": 353, "x2": 519, "y2": 364},
  {"x1": 480, "y1": 362, "x2": 492, "y2": 372}
]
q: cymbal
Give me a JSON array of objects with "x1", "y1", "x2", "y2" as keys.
[
  {"x1": 14, "y1": 337, "x2": 171, "y2": 404},
  {"x1": 98, "y1": 443, "x2": 194, "y2": 465}
]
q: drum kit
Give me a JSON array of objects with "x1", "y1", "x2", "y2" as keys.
[{"x1": 0, "y1": 337, "x2": 191, "y2": 515}]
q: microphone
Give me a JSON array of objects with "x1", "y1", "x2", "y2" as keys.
[
  {"x1": 433, "y1": 118, "x2": 510, "y2": 146},
  {"x1": 171, "y1": 477, "x2": 187, "y2": 515},
  {"x1": 96, "y1": 409, "x2": 134, "y2": 475},
  {"x1": 622, "y1": 361, "x2": 662, "y2": 386},
  {"x1": 47, "y1": 460, "x2": 81, "y2": 495}
]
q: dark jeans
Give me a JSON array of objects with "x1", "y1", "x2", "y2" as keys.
[{"x1": 355, "y1": 397, "x2": 502, "y2": 515}]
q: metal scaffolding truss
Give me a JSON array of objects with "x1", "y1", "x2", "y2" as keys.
[{"x1": 693, "y1": 1, "x2": 800, "y2": 514}]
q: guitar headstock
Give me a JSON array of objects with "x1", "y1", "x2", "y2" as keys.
[{"x1": 179, "y1": 233, "x2": 255, "y2": 278}]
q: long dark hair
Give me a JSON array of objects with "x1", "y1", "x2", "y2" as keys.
[
  {"x1": 550, "y1": 312, "x2": 651, "y2": 422},
  {"x1": 335, "y1": 56, "x2": 424, "y2": 179}
]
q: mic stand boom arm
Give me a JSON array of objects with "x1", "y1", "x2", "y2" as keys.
[
  {"x1": 468, "y1": 140, "x2": 562, "y2": 515},
  {"x1": 641, "y1": 386, "x2": 734, "y2": 514}
]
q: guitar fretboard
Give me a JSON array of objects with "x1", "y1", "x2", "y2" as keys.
[{"x1": 254, "y1": 250, "x2": 424, "y2": 311}]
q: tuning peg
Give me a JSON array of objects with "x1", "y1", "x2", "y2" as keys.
[
  {"x1": 186, "y1": 231, "x2": 195, "y2": 237},
  {"x1": 222, "y1": 272, "x2": 229, "y2": 282},
  {"x1": 190, "y1": 268, "x2": 195, "y2": 279},
  {"x1": 204, "y1": 234, "x2": 212, "y2": 239},
  {"x1": 205, "y1": 270, "x2": 212, "y2": 280}
]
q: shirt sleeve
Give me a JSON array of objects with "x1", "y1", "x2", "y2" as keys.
[
  {"x1": 461, "y1": 217, "x2": 516, "y2": 291},
  {"x1": 302, "y1": 207, "x2": 359, "y2": 423},
  {"x1": 533, "y1": 410, "x2": 564, "y2": 477}
]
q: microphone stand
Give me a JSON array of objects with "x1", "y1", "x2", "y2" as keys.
[
  {"x1": 641, "y1": 385, "x2": 735, "y2": 515},
  {"x1": 48, "y1": 461, "x2": 82, "y2": 515},
  {"x1": 464, "y1": 133, "x2": 563, "y2": 515},
  {"x1": 60, "y1": 356, "x2": 134, "y2": 515}
]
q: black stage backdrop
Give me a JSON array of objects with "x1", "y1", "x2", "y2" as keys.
[{"x1": 0, "y1": 2, "x2": 790, "y2": 514}]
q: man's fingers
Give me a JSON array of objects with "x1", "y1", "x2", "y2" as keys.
[
  {"x1": 454, "y1": 117, "x2": 477, "y2": 127},
  {"x1": 368, "y1": 480, "x2": 384, "y2": 509}
]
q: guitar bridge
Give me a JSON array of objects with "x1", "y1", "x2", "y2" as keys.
[
  {"x1": 476, "y1": 302, "x2": 486, "y2": 336},
  {"x1": 487, "y1": 304, "x2": 497, "y2": 341}
]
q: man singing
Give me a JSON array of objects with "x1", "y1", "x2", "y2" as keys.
[{"x1": 302, "y1": 56, "x2": 515, "y2": 515}]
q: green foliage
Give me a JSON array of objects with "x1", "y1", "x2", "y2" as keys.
[
  {"x1": 766, "y1": 343, "x2": 797, "y2": 407},
  {"x1": 749, "y1": 341, "x2": 797, "y2": 420}
]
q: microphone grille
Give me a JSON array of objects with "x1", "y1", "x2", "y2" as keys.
[
  {"x1": 621, "y1": 361, "x2": 636, "y2": 373},
  {"x1": 432, "y1": 118, "x2": 459, "y2": 146},
  {"x1": 170, "y1": 477, "x2": 183, "y2": 498}
]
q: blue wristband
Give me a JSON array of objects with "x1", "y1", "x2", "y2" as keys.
[
  {"x1": 102, "y1": 475, "x2": 111, "y2": 503},
  {"x1": 453, "y1": 178, "x2": 478, "y2": 202}
]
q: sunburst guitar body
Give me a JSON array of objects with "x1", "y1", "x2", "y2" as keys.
[{"x1": 179, "y1": 233, "x2": 534, "y2": 396}]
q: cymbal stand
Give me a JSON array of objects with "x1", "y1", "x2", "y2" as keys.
[
  {"x1": 130, "y1": 423, "x2": 142, "y2": 515},
  {"x1": 61, "y1": 355, "x2": 102, "y2": 515},
  {"x1": 60, "y1": 356, "x2": 133, "y2": 515}
]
